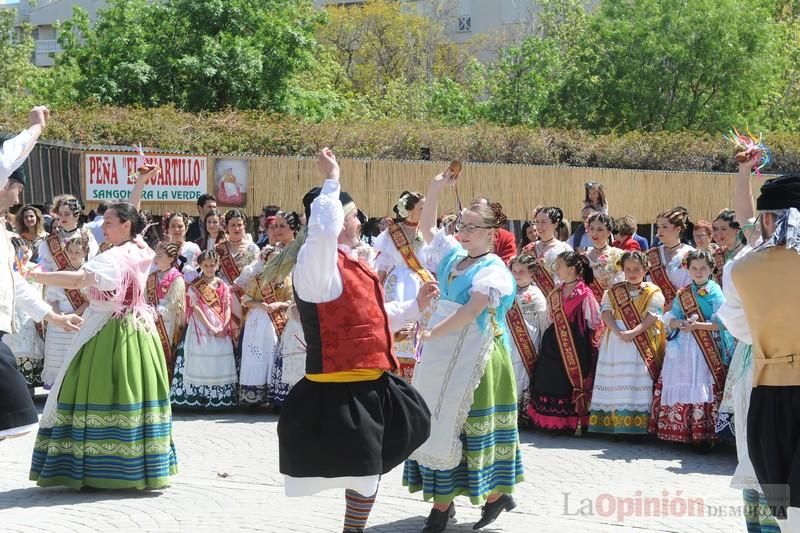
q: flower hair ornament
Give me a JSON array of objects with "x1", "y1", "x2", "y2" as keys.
[
  {"x1": 395, "y1": 193, "x2": 412, "y2": 219},
  {"x1": 161, "y1": 212, "x2": 172, "y2": 234}
]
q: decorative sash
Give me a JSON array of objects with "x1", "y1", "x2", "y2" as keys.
[
  {"x1": 410, "y1": 299, "x2": 495, "y2": 470},
  {"x1": 506, "y1": 299, "x2": 538, "y2": 377},
  {"x1": 532, "y1": 262, "x2": 556, "y2": 296},
  {"x1": 255, "y1": 274, "x2": 288, "y2": 336},
  {"x1": 712, "y1": 247, "x2": 725, "y2": 286},
  {"x1": 387, "y1": 222, "x2": 434, "y2": 283},
  {"x1": 547, "y1": 288, "x2": 589, "y2": 433},
  {"x1": 608, "y1": 282, "x2": 661, "y2": 381},
  {"x1": 46, "y1": 234, "x2": 87, "y2": 311},
  {"x1": 190, "y1": 277, "x2": 224, "y2": 323},
  {"x1": 647, "y1": 247, "x2": 677, "y2": 309},
  {"x1": 146, "y1": 271, "x2": 175, "y2": 369},
  {"x1": 676, "y1": 287, "x2": 726, "y2": 390},
  {"x1": 216, "y1": 241, "x2": 244, "y2": 343},
  {"x1": 588, "y1": 279, "x2": 605, "y2": 304}
]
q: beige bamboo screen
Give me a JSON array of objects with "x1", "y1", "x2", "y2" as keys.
[{"x1": 83, "y1": 154, "x2": 759, "y2": 223}]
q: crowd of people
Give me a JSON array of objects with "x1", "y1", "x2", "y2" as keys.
[{"x1": 0, "y1": 106, "x2": 798, "y2": 533}]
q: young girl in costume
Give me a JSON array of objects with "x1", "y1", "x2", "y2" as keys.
[
  {"x1": 589, "y1": 251, "x2": 665, "y2": 435},
  {"x1": 4, "y1": 238, "x2": 45, "y2": 391},
  {"x1": 650, "y1": 250, "x2": 733, "y2": 446},
  {"x1": 507, "y1": 253, "x2": 548, "y2": 425},
  {"x1": 584, "y1": 213, "x2": 625, "y2": 304},
  {"x1": 170, "y1": 249, "x2": 238, "y2": 409},
  {"x1": 42, "y1": 233, "x2": 89, "y2": 387},
  {"x1": 584, "y1": 181, "x2": 608, "y2": 214},
  {"x1": 148, "y1": 241, "x2": 186, "y2": 382},
  {"x1": 528, "y1": 251, "x2": 601, "y2": 434}
]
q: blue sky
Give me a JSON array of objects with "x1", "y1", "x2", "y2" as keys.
[{"x1": 0, "y1": 0, "x2": 20, "y2": 5}]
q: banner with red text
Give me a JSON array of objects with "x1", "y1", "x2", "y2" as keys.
[{"x1": 84, "y1": 152, "x2": 208, "y2": 203}]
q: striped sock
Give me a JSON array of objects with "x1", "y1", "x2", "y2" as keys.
[{"x1": 343, "y1": 489, "x2": 377, "y2": 532}]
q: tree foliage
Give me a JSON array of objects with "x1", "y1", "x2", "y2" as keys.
[{"x1": 0, "y1": 10, "x2": 38, "y2": 109}]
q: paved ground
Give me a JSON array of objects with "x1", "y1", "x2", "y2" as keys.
[{"x1": 1, "y1": 396, "x2": 748, "y2": 533}]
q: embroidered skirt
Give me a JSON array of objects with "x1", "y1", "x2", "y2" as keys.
[
  {"x1": 170, "y1": 325, "x2": 238, "y2": 410},
  {"x1": 403, "y1": 340, "x2": 524, "y2": 505},
  {"x1": 528, "y1": 322, "x2": 596, "y2": 431},
  {"x1": 30, "y1": 318, "x2": 178, "y2": 489}
]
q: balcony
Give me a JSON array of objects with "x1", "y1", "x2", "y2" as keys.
[{"x1": 33, "y1": 39, "x2": 62, "y2": 67}]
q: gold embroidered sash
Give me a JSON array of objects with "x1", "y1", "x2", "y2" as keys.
[
  {"x1": 506, "y1": 299, "x2": 538, "y2": 377},
  {"x1": 608, "y1": 282, "x2": 662, "y2": 381},
  {"x1": 676, "y1": 287, "x2": 726, "y2": 389},
  {"x1": 647, "y1": 247, "x2": 677, "y2": 309}
]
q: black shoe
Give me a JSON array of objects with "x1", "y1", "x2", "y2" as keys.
[
  {"x1": 420, "y1": 502, "x2": 456, "y2": 533},
  {"x1": 472, "y1": 494, "x2": 516, "y2": 530}
]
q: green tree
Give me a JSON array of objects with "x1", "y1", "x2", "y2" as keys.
[
  {"x1": 0, "y1": 9, "x2": 38, "y2": 109},
  {"x1": 54, "y1": 0, "x2": 321, "y2": 111},
  {"x1": 556, "y1": 0, "x2": 783, "y2": 132},
  {"x1": 483, "y1": 36, "x2": 563, "y2": 126}
]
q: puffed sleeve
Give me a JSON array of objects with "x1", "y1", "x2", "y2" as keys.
[
  {"x1": 424, "y1": 228, "x2": 461, "y2": 272},
  {"x1": 83, "y1": 252, "x2": 120, "y2": 291},
  {"x1": 469, "y1": 262, "x2": 515, "y2": 308}
]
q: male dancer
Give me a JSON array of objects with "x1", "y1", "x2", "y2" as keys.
[
  {"x1": 719, "y1": 169, "x2": 800, "y2": 532},
  {"x1": 0, "y1": 106, "x2": 84, "y2": 440},
  {"x1": 277, "y1": 148, "x2": 435, "y2": 533}
]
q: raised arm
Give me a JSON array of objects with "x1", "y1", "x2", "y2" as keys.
[
  {"x1": 735, "y1": 150, "x2": 759, "y2": 244},
  {"x1": 292, "y1": 148, "x2": 344, "y2": 303},
  {"x1": 130, "y1": 165, "x2": 160, "y2": 210},
  {"x1": 0, "y1": 107, "x2": 48, "y2": 185},
  {"x1": 421, "y1": 169, "x2": 455, "y2": 244}
]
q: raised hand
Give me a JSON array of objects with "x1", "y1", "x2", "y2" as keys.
[
  {"x1": 28, "y1": 106, "x2": 50, "y2": 129},
  {"x1": 317, "y1": 147, "x2": 340, "y2": 182}
]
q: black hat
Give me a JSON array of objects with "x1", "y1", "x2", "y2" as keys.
[
  {"x1": 756, "y1": 174, "x2": 800, "y2": 211},
  {"x1": 8, "y1": 166, "x2": 26, "y2": 186},
  {"x1": 302, "y1": 187, "x2": 355, "y2": 220}
]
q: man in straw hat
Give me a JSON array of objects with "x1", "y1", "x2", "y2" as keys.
[
  {"x1": 718, "y1": 161, "x2": 800, "y2": 532},
  {"x1": 274, "y1": 148, "x2": 437, "y2": 533}
]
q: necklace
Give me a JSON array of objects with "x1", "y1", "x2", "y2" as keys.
[
  {"x1": 665, "y1": 242, "x2": 682, "y2": 251},
  {"x1": 540, "y1": 237, "x2": 555, "y2": 245},
  {"x1": 562, "y1": 279, "x2": 578, "y2": 290},
  {"x1": 467, "y1": 251, "x2": 491, "y2": 259},
  {"x1": 695, "y1": 279, "x2": 711, "y2": 296}
]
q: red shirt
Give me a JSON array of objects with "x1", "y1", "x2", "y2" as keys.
[
  {"x1": 613, "y1": 236, "x2": 641, "y2": 252},
  {"x1": 494, "y1": 228, "x2": 517, "y2": 265}
]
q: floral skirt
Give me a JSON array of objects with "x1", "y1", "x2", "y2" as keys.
[
  {"x1": 649, "y1": 374, "x2": 720, "y2": 444},
  {"x1": 170, "y1": 338, "x2": 238, "y2": 410}
]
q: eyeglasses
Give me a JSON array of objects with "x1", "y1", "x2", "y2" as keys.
[{"x1": 455, "y1": 223, "x2": 493, "y2": 233}]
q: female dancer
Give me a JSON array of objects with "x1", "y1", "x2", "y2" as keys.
[
  {"x1": 585, "y1": 213, "x2": 625, "y2": 304},
  {"x1": 165, "y1": 212, "x2": 202, "y2": 282},
  {"x1": 507, "y1": 253, "x2": 548, "y2": 425},
  {"x1": 589, "y1": 251, "x2": 665, "y2": 435},
  {"x1": 523, "y1": 207, "x2": 572, "y2": 296},
  {"x1": 170, "y1": 249, "x2": 238, "y2": 409},
  {"x1": 29, "y1": 183, "x2": 178, "y2": 489},
  {"x1": 195, "y1": 209, "x2": 226, "y2": 252},
  {"x1": 4, "y1": 238, "x2": 45, "y2": 391},
  {"x1": 41, "y1": 233, "x2": 89, "y2": 387},
  {"x1": 404, "y1": 170, "x2": 522, "y2": 533},
  {"x1": 647, "y1": 207, "x2": 694, "y2": 311},
  {"x1": 14, "y1": 205, "x2": 47, "y2": 263},
  {"x1": 650, "y1": 250, "x2": 733, "y2": 446},
  {"x1": 147, "y1": 241, "x2": 186, "y2": 381},
  {"x1": 374, "y1": 191, "x2": 428, "y2": 380},
  {"x1": 528, "y1": 252, "x2": 601, "y2": 434}
]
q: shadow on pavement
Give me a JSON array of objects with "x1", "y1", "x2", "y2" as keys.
[{"x1": 0, "y1": 486, "x2": 163, "y2": 511}]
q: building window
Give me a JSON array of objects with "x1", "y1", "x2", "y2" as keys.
[{"x1": 457, "y1": 15, "x2": 471, "y2": 33}]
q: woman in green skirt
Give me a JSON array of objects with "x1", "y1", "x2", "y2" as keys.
[
  {"x1": 403, "y1": 170, "x2": 523, "y2": 532},
  {"x1": 27, "y1": 168, "x2": 177, "y2": 490}
]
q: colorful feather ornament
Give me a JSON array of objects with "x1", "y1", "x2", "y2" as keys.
[{"x1": 724, "y1": 127, "x2": 771, "y2": 176}]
